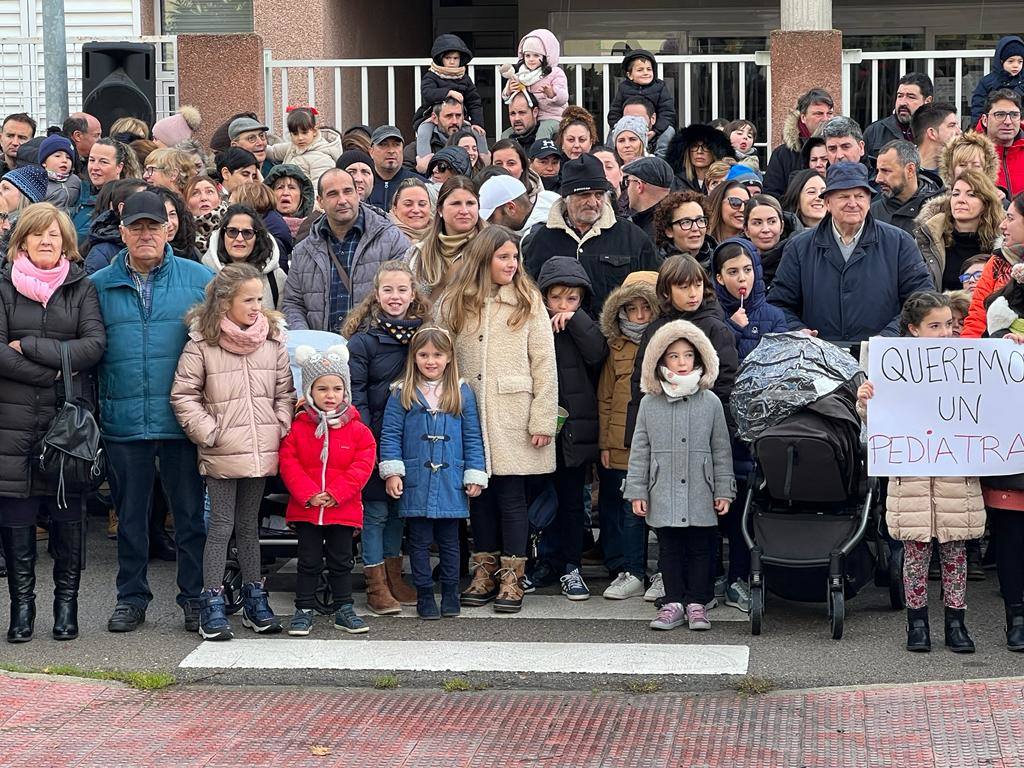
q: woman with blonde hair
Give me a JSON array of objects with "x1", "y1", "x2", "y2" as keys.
[
  {"x1": 0, "y1": 203, "x2": 106, "y2": 643},
  {"x1": 408, "y1": 175, "x2": 485, "y2": 296},
  {"x1": 144, "y1": 148, "x2": 197, "y2": 196},
  {"x1": 109, "y1": 116, "x2": 150, "y2": 143},
  {"x1": 436, "y1": 225, "x2": 556, "y2": 614}
]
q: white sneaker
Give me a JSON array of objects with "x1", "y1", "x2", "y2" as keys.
[
  {"x1": 603, "y1": 572, "x2": 645, "y2": 600},
  {"x1": 643, "y1": 573, "x2": 664, "y2": 602}
]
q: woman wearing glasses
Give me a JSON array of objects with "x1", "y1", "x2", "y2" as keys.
[
  {"x1": 665, "y1": 123, "x2": 733, "y2": 193},
  {"x1": 202, "y1": 203, "x2": 286, "y2": 310},
  {"x1": 706, "y1": 182, "x2": 751, "y2": 245},
  {"x1": 652, "y1": 190, "x2": 714, "y2": 271}
]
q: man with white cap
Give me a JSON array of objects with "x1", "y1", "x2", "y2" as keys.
[{"x1": 477, "y1": 166, "x2": 556, "y2": 237}]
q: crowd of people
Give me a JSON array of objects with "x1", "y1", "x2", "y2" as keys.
[{"x1": 4, "y1": 28, "x2": 1024, "y2": 653}]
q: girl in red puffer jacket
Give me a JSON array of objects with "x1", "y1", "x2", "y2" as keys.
[{"x1": 279, "y1": 344, "x2": 376, "y2": 636}]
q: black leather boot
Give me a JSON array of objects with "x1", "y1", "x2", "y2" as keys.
[
  {"x1": 1006, "y1": 603, "x2": 1024, "y2": 652},
  {"x1": 906, "y1": 606, "x2": 930, "y2": 652},
  {"x1": 51, "y1": 520, "x2": 82, "y2": 640},
  {"x1": 1, "y1": 526, "x2": 36, "y2": 643},
  {"x1": 944, "y1": 607, "x2": 976, "y2": 653}
]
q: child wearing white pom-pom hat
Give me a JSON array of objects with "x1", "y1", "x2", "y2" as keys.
[{"x1": 278, "y1": 343, "x2": 377, "y2": 635}]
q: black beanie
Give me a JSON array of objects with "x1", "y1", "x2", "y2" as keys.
[
  {"x1": 336, "y1": 149, "x2": 373, "y2": 170},
  {"x1": 1002, "y1": 40, "x2": 1024, "y2": 63}
]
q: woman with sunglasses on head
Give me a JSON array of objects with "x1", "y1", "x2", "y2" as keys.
[
  {"x1": 202, "y1": 204, "x2": 286, "y2": 310},
  {"x1": 706, "y1": 182, "x2": 750, "y2": 245},
  {"x1": 652, "y1": 191, "x2": 714, "y2": 271}
]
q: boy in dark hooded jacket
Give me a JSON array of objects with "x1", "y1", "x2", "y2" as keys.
[
  {"x1": 971, "y1": 36, "x2": 1024, "y2": 122},
  {"x1": 536, "y1": 256, "x2": 608, "y2": 601},
  {"x1": 415, "y1": 34, "x2": 486, "y2": 158},
  {"x1": 607, "y1": 49, "x2": 677, "y2": 152}
]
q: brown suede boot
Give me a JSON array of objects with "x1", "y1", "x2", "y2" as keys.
[
  {"x1": 460, "y1": 552, "x2": 499, "y2": 606},
  {"x1": 384, "y1": 556, "x2": 417, "y2": 606},
  {"x1": 493, "y1": 556, "x2": 527, "y2": 614},
  {"x1": 364, "y1": 563, "x2": 401, "y2": 615}
]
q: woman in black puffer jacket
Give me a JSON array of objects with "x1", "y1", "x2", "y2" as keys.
[{"x1": 0, "y1": 203, "x2": 106, "y2": 644}]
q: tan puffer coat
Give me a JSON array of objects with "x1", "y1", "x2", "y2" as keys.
[
  {"x1": 170, "y1": 319, "x2": 296, "y2": 479},
  {"x1": 597, "y1": 272, "x2": 660, "y2": 470},
  {"x1": 445, "y1": 283, "x2": 557, "y2": 476},
  {"x1": 886, "y1": 476, "x2": 986, "y2": 544}
]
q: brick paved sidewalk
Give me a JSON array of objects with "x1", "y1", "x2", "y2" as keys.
[{"x1": 2, "y1": 672, "x2": 1023, "y2": 767}]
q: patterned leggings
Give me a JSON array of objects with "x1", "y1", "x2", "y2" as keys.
[{"x1": 903, "y1": 540, "x2": 966, "y2": 609}]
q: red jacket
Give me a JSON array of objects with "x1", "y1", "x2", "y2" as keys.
[
  {"x1": 961, "y1": 254, "x2": 1013, "y2": 338},
  {"x1": 975, "y1": 119, "x2": 1024, "y2": 198},
  {"x1": 279, "y1": 406, "x2": 377, "y2": 528}
]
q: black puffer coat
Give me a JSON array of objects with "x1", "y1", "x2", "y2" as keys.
[
  {"x1": 537, "y1": 257, "x2": 608, "y2": 468},
  {"x1": 758, "y1": 211, "x2": 805, "y2": 288},
  {"x1": 414, "y1": 34, "x2": 484, "y2": 127},
  {"x1": 347, "y1": 317, "x2": 423, "y2": 501},
  {"x1": 0, "y1": 262, "x2": 106, "y2": 498}
]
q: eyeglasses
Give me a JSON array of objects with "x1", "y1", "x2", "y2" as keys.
[
  {"x1": 143, "y1": 165, "x2": 168, "y2": 176},
  {"x1": 959, "y1": 271, "x2": 983, "y2": 284},
  {"x1": 990, "y1": 110, "x2": 1022, "y2": 122},
  {"x1": 671, "y1": 216, "x2": 709, "y2": 230},
  {"x1": 225, "y1": 227, "x2": 256, "y2": 241},
  {"x1": 726, "y1": 196, "x2": 746, "y2": 209},
  {"x1": 125, "y1": 222, "x2": 165, "y2": 234}
]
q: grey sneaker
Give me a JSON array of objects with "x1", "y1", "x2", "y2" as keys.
[
  {"x1": 643, "y1": 573, "x2": 664, "y2": 602},
  {"x1": 714, "y1": 575, "x2": 728, "y2": 601},
  {"x1": 725, "y1": 580, "x2": 751, "y2": 613},
  {"x1": 334, "y1": 604, "x2": 369, "y2": 634},
  {"x1": 288, "y1": 609, "x2": 314, "y2": 636},
  {"x1": 649, "y1": 601, "x2": 686, "y2": 630}
]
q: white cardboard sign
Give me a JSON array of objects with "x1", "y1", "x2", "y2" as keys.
[{"x1": 866, "y1": 337, "x2": 1024, "y2": 477}]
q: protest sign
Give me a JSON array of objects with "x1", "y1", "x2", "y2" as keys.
[{"x1": 866, "y1": 337, "x2": 1024, "y2": 477}]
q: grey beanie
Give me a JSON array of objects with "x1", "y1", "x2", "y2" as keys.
[{"x1": 295, "y1": 344, "x2": 352, "y2": 411}]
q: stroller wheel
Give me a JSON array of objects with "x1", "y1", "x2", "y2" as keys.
[
  {"x1": 888, "y1": 546, "x2": 905, "y2": 610},
  {"x1": 313, "y1": 571, "x2": 334, "y2": 615},
  {"x1": 221, "y1": 561, "x2": 244, "y2": 615},
  {"x1": 750, "y1": 585, "x2": 764, "y2": 636},
  {"x1": 828, "y1": 590, "x2": 845, "y2": 640}
]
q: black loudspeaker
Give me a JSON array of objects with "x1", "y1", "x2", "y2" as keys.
[{"x1": 82, "y1": 42, "x2": 156, "y2": 135}]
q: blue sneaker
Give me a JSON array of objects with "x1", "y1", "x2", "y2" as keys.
[
  {"x1": 334, "y1": 603, "x2": 369, "y2": 634},
  {"x1": 241, "y1": 580, "x2": 282, "y2": 634},
  {"x1": 198, "y1": 588, "x2": 233, "y2": 641},
  {"x1": 287, "y1": 609, "x2": 314, "y2": 636},
  {"x1": 440, "y1": 583, "x2": 461, "y2": 617},
  {"x1": 417, "y1": 588, "x2": 440, "y2": 621},
  {"x1": 560, "y1": 568, "x2": 590, "y2": 601}
]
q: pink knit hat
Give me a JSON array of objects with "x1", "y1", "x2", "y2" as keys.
[{"x1": 152, "y1": 105, "x2": 201, "y2": 146}]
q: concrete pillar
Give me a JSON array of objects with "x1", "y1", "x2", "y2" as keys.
[
  {"x1": 176, "y1": 34, "x2": 265, "y2": 148},
  {"x1": 769, "y1": 0, "x2": 842, "y2": 149}
]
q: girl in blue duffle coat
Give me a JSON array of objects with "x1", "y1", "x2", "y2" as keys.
[{"x1": 378, "y1": 327, "x2": 488, "y2": 620}]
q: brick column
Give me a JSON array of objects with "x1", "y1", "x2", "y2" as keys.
[
  {"x1": 176, "y1": 34, "x2": 265, "y2": 148},
  {"x1": 769, "y1": 30, "x2": 843, "y2": 149}
]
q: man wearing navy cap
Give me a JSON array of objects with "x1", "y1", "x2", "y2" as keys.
[{"x1": 768, "y1": 161, "x2": 932, "y2": 341}]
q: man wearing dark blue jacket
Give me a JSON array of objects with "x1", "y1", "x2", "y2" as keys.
[{"x1": 768, "y1": 161, "x2": 933, "y2": 341}]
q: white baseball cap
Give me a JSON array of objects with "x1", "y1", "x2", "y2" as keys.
[{"x1": 479, "y1": 175, "x2": 528, "y2": 221}]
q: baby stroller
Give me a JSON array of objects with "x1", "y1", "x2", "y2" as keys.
[
  {"x1": 732, "y1": 334, "x2": 878, "y2": 640},
  {"x1": 220, "y1": 330, "x2": 348, "y2": 615}
]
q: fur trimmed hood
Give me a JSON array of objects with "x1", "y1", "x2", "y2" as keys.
[
  {"x1": 640, "y1": 320, "x2": 719, "y2": 395},
  {"x1": 599, "y1": 271, "x2": 660, "y2": 342},
  {"x1": 665, "y1": 123, "x2": 734, "y2": 177},
  {"x1": 939, "y1": 131, "x2": 999, "y2": 188},
  {"x1": 782, "y1": 110, "x2": 803, "y2": 151},
  {"x1": 987, "y1": 295, "x2": 1020, "y2": 335}
]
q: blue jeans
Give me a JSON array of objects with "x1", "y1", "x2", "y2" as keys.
[
  {"x1": 598, "y1": 466, "x2": 646, "y2": 577},
  {"x1": 105, "y1": 439, "x2": 206, "y2": 609},
  {"x1": 361, "y1": 499, "x2": 403, "y2": 567},
  {"x1": 406, "y1": 517, "x2": 460, "y2": 589}
]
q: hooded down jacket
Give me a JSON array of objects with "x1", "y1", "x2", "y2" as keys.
[
  {"x1": 263, "y1": 163, "x2": 315, "y2": 225},
  {"x1": 83, "y1": 209, "x2": 126, "y2": 275},
  {"x1": 442, "y1": 282, "x2": 557, "y2": 476},
  {"x1": 265, "y1": 127, "x2": 344, "y2": 192},
  {"x1": 0, "y1": 262, "x2": 107, "y2": 498},
  {"x1": 202, "y1": 231, "x2": 287, "y2": 310},
  {"x1": 169, "y1": 319, "x2": 296, "y2": 479},
  {"x1": 279, "y1": 407, "x2": 377, "y2": 528},
  {"x1": 537, "y1": 256, "x2": 609, "y2": 468},
  {"x1": 970, "y1": 36, "x2": 1024, "y2": 122},
  {"x1": 712, "y1": 237, "x2": 788, "y2": 360},
  {"x1": 598, "y1": 271, "x2": 660, "y2": 470},
  {"x1": 418, "y1": 34, "x2": 484, "y2": 127},
  {"x1": 623, "y1": 320, "x2": 736, "y2": 528},
  {"x1": 606, "y1": 49, "x2": 677, "y2": 135},
  {"x1": 508, "y1": 30, "x2": 568, "y2": 123}
]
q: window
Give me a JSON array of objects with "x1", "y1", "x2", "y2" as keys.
[{"x1": 161, "y1": 0, "x2": 254, "y2": 34}]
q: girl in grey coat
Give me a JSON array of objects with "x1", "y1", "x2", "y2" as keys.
[{"x1": 624, "y1": 319, "x2": 735, "y2": 632}]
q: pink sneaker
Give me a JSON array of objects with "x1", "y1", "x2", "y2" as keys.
[
  {"x1": 686, "y1": 602, "x2": 711, "y2": 630},
  {"x1": 649, "y1": 601, "x2": 686, "y2": 630}
]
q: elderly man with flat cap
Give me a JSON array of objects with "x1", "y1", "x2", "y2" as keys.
[{"x1": 524, "y1": 153, "x2": 660, "y2": 315}]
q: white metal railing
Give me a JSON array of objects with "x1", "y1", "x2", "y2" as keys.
[
  {"x1": 842, "y1": 49, "x2": 995, "y2": 131},
  {"x1": 0, "y1": 36, "x2": 178, "y2": 128},
  {"x1": 263, "y1": 52, "x2": 772, "y2": 154}
]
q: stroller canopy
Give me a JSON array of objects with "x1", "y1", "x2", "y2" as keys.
[{"x1": 731, "y1": 332, "x2": 862, "y2": 443}]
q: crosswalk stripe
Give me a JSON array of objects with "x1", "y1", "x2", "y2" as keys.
[{"x1": 180, "y1": 638, "x2": 750, "y2": 675}]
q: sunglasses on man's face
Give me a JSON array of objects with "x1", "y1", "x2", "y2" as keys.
[{"x1": 434, "y1": 162, "x2": 452, "y2": 174}]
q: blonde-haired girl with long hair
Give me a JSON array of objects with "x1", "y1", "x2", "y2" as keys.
[
  {"x1": 378, "y1": 327, "x2": 487, "y2": 619},
  {"x1": 171, "y1": 263, "x2": 296, "y2": 641},
  {"x1": 435, "y1": 225, "x2": 557, "y2": 614}
]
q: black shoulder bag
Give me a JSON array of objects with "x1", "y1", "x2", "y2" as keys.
[{"x1": 38, "y1": 342, "x2": 106, "y2": 508}]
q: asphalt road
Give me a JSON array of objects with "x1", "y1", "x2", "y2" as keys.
[{"x1": 4, "y1": 523, "x2": 1024, "y2": 693}]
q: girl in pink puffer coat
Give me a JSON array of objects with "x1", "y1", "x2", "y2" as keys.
[{"x1": 500, "y1": 29, "x2": 568, "y2": 138}]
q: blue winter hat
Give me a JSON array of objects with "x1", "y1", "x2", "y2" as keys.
[
  {"x1": 37, "y1": 134, "x2": 76, "y2": 168},
  {"x1": 726, "y1": 164, "x2": 763, "y2": 185},
  {"x1": 4, "y1": 165, "x2": 48, "y2": 204}
]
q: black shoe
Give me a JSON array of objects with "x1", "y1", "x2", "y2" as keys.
[
  {"x1": 528, "y1": 560, "x2": 557, "y2": 589},
  {"x1": 183, "y1": 598, "x2": 201, "y2": 633},
  {"x1": 107, "y1": 603, "x2": 146, "y2": 633},
  {"x1": 1006, "y1": 603, "x2": 1024, "y2": 652},
  {"x1": 906, "y1": 607, "x2": 930, "y2": 652},
  {"x1": 966, "y1": 547, "x2": 985, "y2": 582},
  {"x1": 2, "y1": 526, "x2": 36, "y2": 643},
  {"x1": 0, "y1": 548, "x2": 6, "y2": 578},
  {"x1": 50, "y1": 520, "x2": 82, "y2": 641},
  {"x1": 944, "y1": 607, "x2": 975, "y2": 653}
]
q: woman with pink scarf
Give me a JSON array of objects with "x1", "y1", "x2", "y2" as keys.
[
  {"x1": 170, "y1": 263, "x2": 296, "y2": 641},
  {"x1": 0, "y1": 202, "x2": 106, "y2": 643}
]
